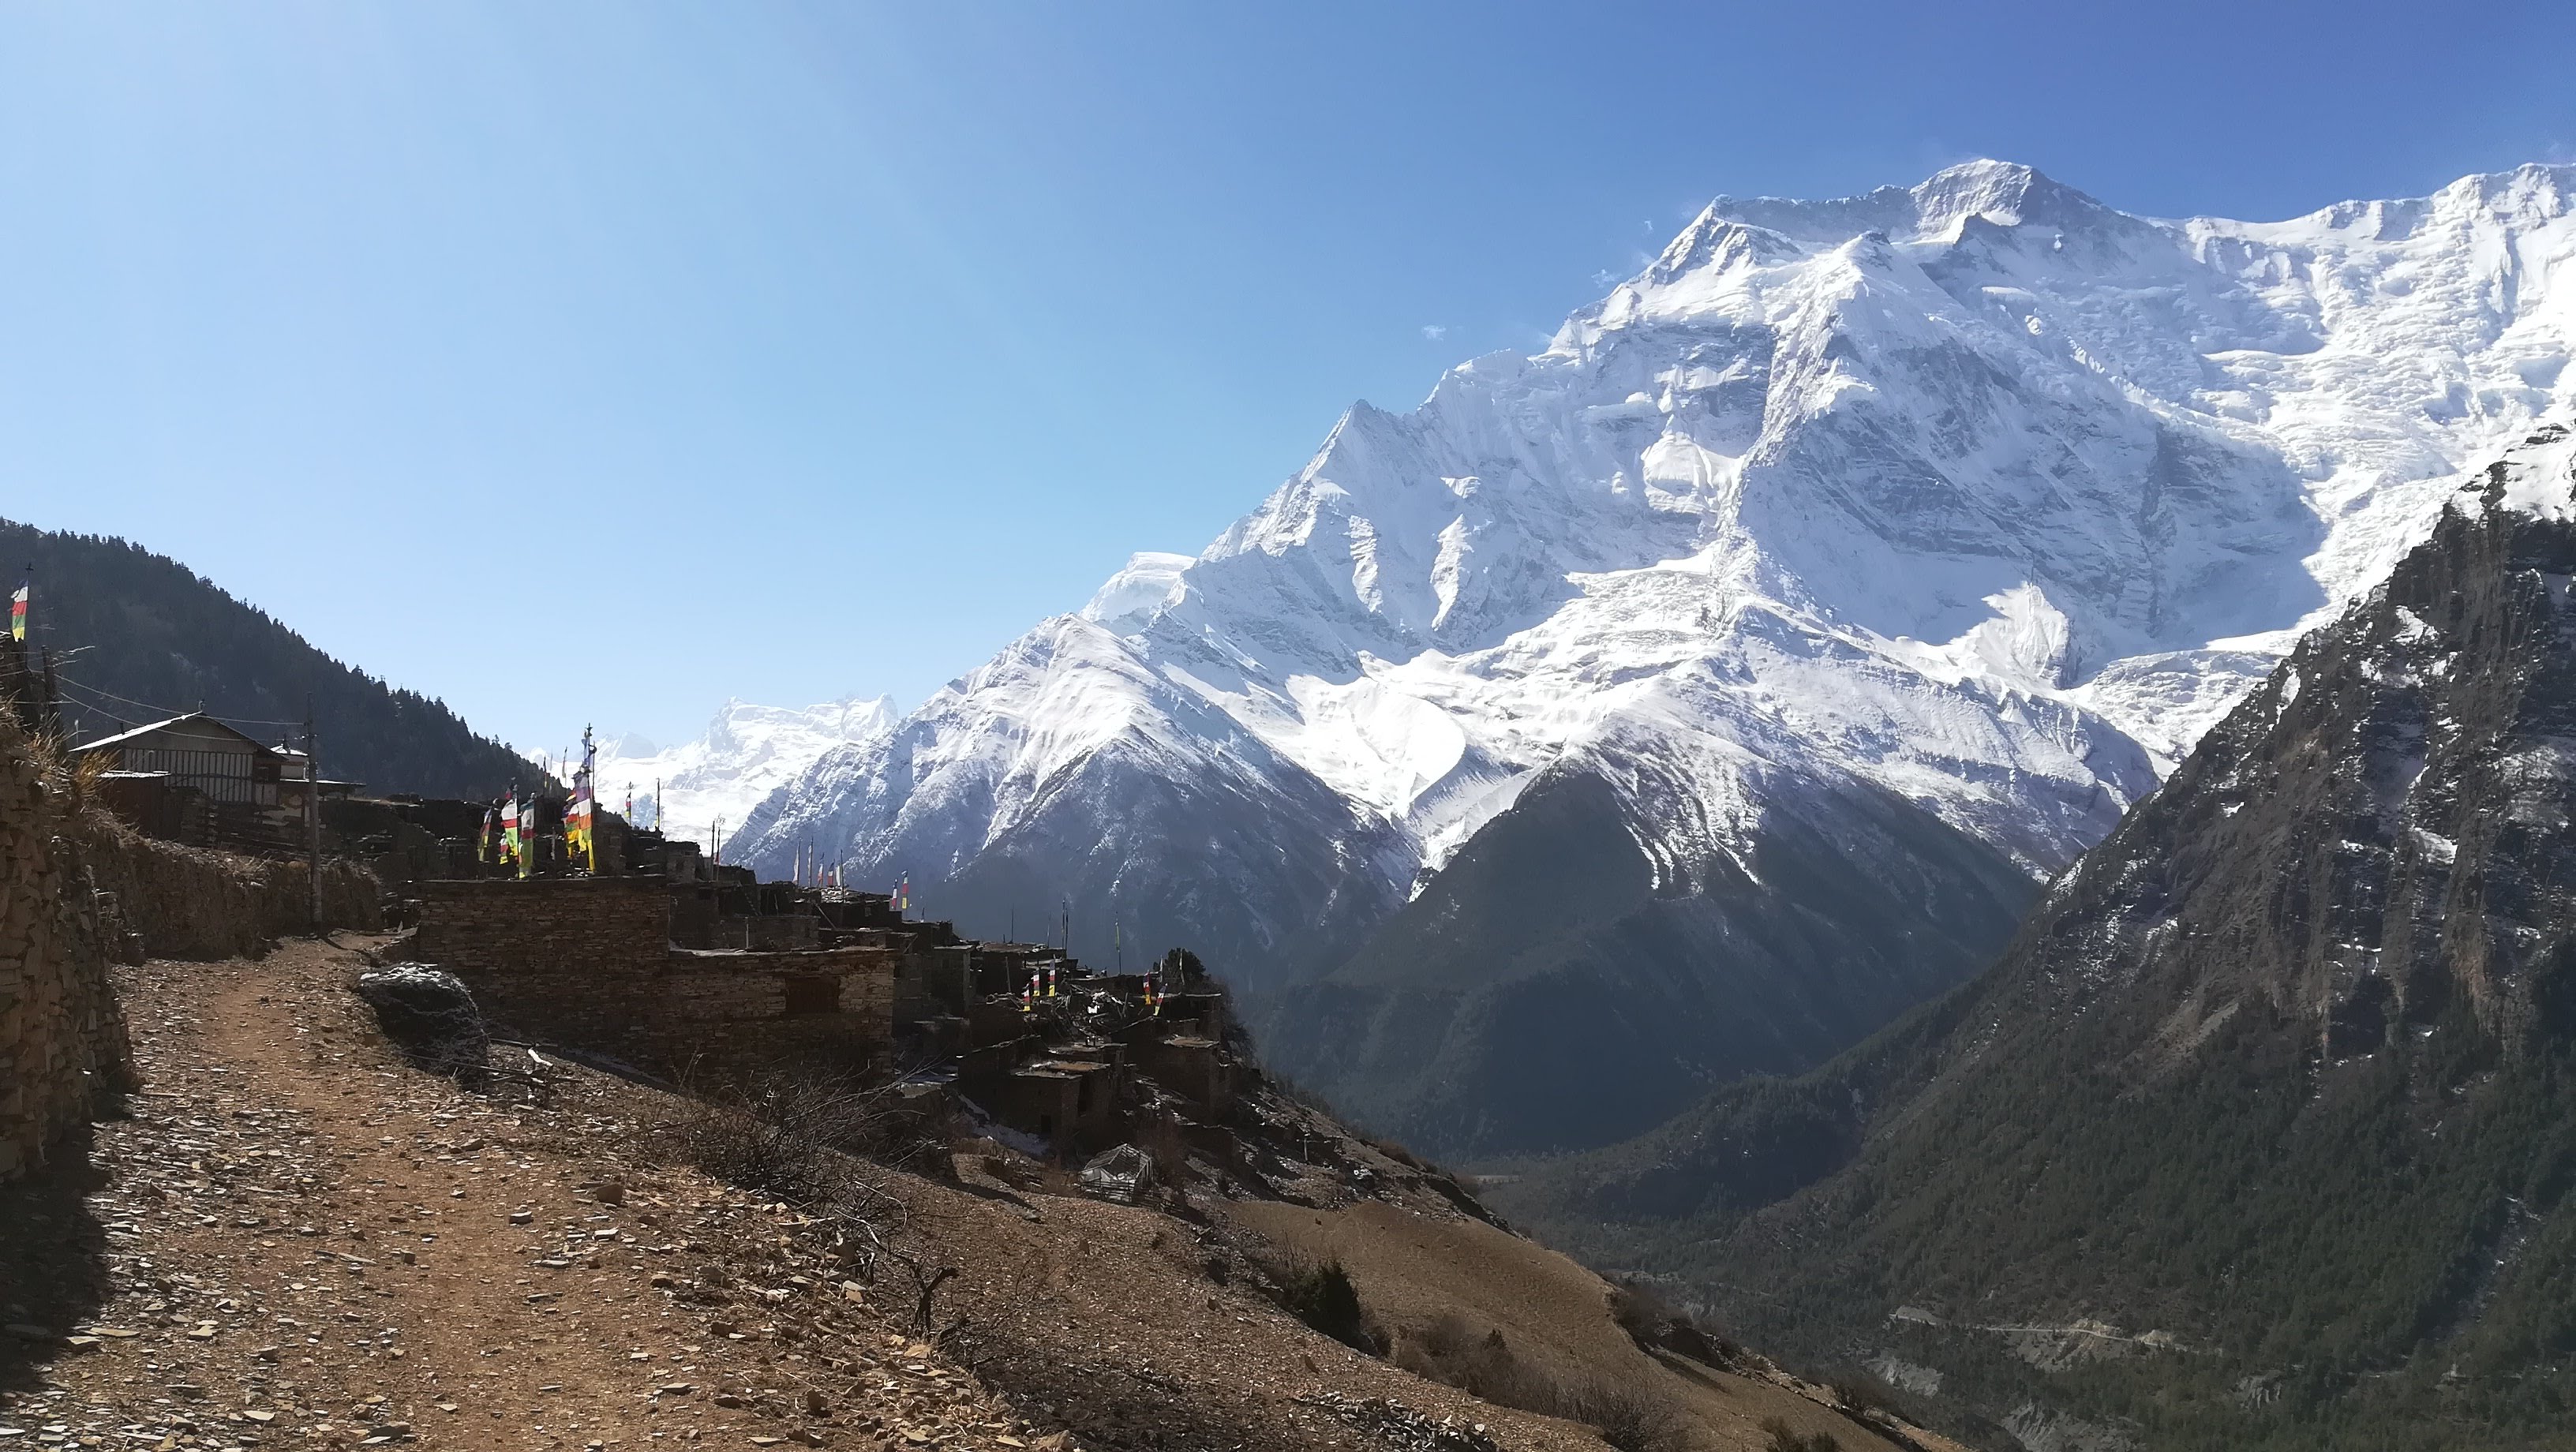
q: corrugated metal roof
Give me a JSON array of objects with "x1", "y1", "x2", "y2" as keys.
[{"x1": 70, "y1": 712, "x2": 278, "y2": 755}]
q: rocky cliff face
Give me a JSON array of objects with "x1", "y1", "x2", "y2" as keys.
[{"x1": 1499, "y1": 421, "x2": 2576, "y2": 1449}]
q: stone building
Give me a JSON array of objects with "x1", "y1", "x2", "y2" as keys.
[{"x1": 407, "y1": 876, "x2": 897, "y2": 1081}]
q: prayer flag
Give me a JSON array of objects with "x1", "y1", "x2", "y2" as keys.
[
  {"x1": 566, "y1": 728, "x2": 597, "y2": 873},
  {"x1": 8, "y1": 584, "x2": 24, "y2": 642}
]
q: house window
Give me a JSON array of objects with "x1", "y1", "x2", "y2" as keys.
[{"x1": 782, "y1": 975, "x2": 839, "y2": 1016}]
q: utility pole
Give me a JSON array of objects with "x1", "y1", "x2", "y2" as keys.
[{"x1": 303, "y1": 698, "x2": 322, "y2": 931}]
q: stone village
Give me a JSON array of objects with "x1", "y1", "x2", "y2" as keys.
[{"x1": 53, "y1": 696, "x2": 1245, "y2": 1178}]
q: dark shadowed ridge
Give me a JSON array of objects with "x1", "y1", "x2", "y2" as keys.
[{"x1": 1265, "y1": 768, "x2": 2036, "y2": 1162}]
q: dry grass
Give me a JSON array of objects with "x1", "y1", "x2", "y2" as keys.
[
  {"x1": 657, "y1": 1063, "x2": 937, "y2": 1208},
  {"x1": 1393, "y1": 1312, "x2": 1686, "y2": 1452}
]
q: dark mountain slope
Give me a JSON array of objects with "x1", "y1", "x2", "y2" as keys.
[
  {"x1": 1493, "y1": 424, "x2": 2576, "y2": 1450},
  {"x1": 2, "y1": 520, "x2": 534, "y2": 798},
  {"x1": 1265, "y1": 767, "x2": 2037, "y2": 1160}
]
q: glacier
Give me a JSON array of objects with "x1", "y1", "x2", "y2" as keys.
[{"x1": 726, "y1": 159, "x2": 2576, "y2": 1149}]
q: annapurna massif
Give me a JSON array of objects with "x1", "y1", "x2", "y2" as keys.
[{"x1": 724, "y1": 159, "x2": 2576, "y2": 1151}]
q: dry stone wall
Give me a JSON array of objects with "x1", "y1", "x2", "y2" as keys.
[
  {"x1": 78, "y1": 824, "x2": 380, "y2": 963},
  {"x1": 3, "y1": 717, "x2": 384, "y2": 1183},
  {"x1": 409, "y1": 877, "x2": 896, "y2": 1080},
  {"x1": 0, "y1": 722, "x2": 131, "y2": 1181}
]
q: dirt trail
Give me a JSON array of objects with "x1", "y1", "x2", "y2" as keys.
[{"x1": 1, "y1": 937, "x2": 1050, "y2": 1451}]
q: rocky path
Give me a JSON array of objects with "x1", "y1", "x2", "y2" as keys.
[{"x1": 0, "y1": 936, "x2": 1054, "y2": 1452}]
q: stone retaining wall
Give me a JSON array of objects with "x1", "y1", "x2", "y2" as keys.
[
  {"x1": 0, "y1": 724, "x2": 130, "y2": 1181},
  {"x1": 408, "y1": 877, "x2": 896, "y2": 1081},
  {"x1": 79, "y1": 824, "x2": 381, "y2": 962},
  {"x1": 2, "y1": 720, "x2": 385, "y2": 1183}
]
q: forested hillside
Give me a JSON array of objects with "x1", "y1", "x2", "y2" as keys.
[{"x1": 2, "y1": 519, "x2": 535, "y2": 799}]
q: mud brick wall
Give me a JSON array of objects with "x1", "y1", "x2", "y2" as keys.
[{"x1": 0, "y1": 722, "x2": 132, "y2": 1183}]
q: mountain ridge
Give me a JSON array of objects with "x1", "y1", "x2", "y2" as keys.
[
  {"x1": 1492, "y1": 419, "x2": 2576, "y2": 1447},
  {"x1": 732, "y1": 159, "x2": 2576, "y2": 1154}
]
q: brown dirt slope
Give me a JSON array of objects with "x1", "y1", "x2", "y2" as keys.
[
  {"x1": 1, "y1": 935, "x2": 1944, "y2": 1452},
  {"x1": 1233, "y1": 1200, "x2": 1949, "y2": 1452}
]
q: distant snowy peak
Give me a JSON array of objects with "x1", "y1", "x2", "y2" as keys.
[
  {"x1": 594, "y1": 694, "x2": 896, "y2": 848},
  {"x1": 731, "y1": 159, "x2": 2576, "y2": 982}
]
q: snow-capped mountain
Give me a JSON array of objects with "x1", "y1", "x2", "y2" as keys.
[
  {"x1": 593, "y1": 696, "x2": 896, "y2": 851},
  {"x1": 730, "y1": 161, "x2": 2576, "y2": 1150},
  {"x1": 1496, "y1": 421, "x2": 2576, "y2": 1437}
]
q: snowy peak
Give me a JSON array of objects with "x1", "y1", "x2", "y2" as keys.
[
  {"x1": 698, "y1": 695, "x2": 897, "y2": 757},
  {"x1": 1906, "y1": 158, "x2": 2111, "y2": 238},
  {"x1": 732, "y1": 160, "x2": 2576, "y2": 997},
  {"x1": 1643, "y1": 208, "x2": 1803, "y2": 286},
  {"x1": 2478, "y1": 419, "x2": 2576, "y2": 520},
  {"x1": 594, "y1": 694, "x2": 897, "y2": 846},
  {"x1": 1684, "y1": 159, "x2": 2119, "y2": 251},
  {"x1": 1082, "y1": 552, "x2": 1195, "y2": 634}
]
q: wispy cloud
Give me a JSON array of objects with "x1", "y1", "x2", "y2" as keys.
[{"x1": 1421, "y1": 324, "x2": 1448, "y2": 341}]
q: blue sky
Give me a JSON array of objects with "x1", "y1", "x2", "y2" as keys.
[{"x1": 3, "y1": 2, "x2": 2570, "y2": 750}]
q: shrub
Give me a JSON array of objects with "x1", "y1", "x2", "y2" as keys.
[
  {"x1": 1609, "y1": 1277, "x2": 1741, "y2": 1367},
  {"x1": 1759, "y1": 1416, "x2": 1840, "y2": 1452},
  {"x1": 1275, "y1": 1259, "x2": 1379, "y2": 1353},
  {"x1": 661, "y1": 1065, "x2": 926, "y2": 1205}
]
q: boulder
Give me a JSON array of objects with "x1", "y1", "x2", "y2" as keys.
[
  {"x1": 354, "y1": 963, "x2": 488, "y2": 1083},
  {"x1": 1078, "y1": 1142, "x2": 1155, "y2": 1203}
]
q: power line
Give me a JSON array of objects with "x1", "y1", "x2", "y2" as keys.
[{"x1": 50, "y1": 670, "x2": 312, "y2": 732}]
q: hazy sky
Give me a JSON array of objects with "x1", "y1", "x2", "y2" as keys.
[{"x1": 4, "y1": 2, "x2": 2571, "y2": 749}]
